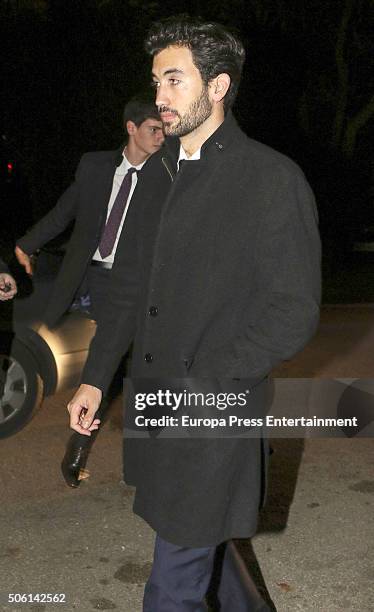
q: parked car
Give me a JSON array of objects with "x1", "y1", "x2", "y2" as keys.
[{"x1": 0, "y1": 248, "x2": 96, "y2": 438}]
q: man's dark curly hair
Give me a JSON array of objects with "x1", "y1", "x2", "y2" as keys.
[
  {"x1": 123, "y1": 98, "x2": 160, "y2": 129},
  {"x1": 145, "y1": 15, "x2": 245, "y2": 112}
]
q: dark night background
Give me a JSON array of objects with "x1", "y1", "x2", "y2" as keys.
[{"x1": 1, "y1": 0, "x2": 373, "y2": 301}]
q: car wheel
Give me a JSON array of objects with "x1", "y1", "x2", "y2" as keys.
[{"x1": 0, "y1": 339, "x2": 43, "y2": 438}]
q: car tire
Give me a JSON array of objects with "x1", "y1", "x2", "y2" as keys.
[{"x1": 0, "y1": 339, "x2": 44, "y2": 438}]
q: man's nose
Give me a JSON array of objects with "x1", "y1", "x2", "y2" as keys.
[
  {"x1": 157, "y1": 131, "x2": 165, "y2": 144},
  {"x1": 155, "y1": 84, "x2": 170, "y2": 108}
]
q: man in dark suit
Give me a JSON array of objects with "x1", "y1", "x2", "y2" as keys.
[
  {"x1": 15, "y1": 99, "x2": 164, "y2": 324},
  {"x1": 0, "y1": 257, "x2": 17, "y2": 301},
  {"x1": 15, "y1": 99, "x2": 164, "y2": 487},
  {"x1": 67, "y1": 17, "x2": 321, "y2": 611}
]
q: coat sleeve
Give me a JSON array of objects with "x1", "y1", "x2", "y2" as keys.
[
  {"x1": 190, "y1": 168, "x2": 321, "y2": 378},
  {"x1": 16, "y1": 155, "x2": 87, "y2": 254}
]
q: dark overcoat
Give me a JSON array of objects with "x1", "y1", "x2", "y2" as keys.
[
  {"x1": 82, "y1": 112, "x2": 321, "y2": 547},
  {"x1": 17, "y1": 150, "x2": 122, "y2": 327}
]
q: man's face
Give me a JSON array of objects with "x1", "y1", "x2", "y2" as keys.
[
  {"x1": 130, "y1": 118, "x2": 164, "y2": 156},
  {"x1": 152, "y1": 45, "x2": 214, "y2": 137}
]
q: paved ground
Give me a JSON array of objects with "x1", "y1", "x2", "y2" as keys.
[{"x1": 0, "y1": 306, "x2": 374, "y2": 611}]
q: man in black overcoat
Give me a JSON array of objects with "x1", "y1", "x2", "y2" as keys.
[{"x1": 67, "y1": 16, "x2": 321, "y2": 611}]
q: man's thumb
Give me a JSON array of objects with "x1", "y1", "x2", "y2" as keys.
[{"x1": 80, "y1": 407, "x2": 96, "y2": 429}]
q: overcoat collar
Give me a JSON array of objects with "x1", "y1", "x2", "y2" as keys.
[{"x1": 162, "y1": 111, "x2": 243, "y2": 172}]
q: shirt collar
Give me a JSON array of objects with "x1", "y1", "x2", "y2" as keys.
[
  {"x1": 117, "y1": 150, "x2": 146, "y2": 174},
  {"x1": 177, "y1": 144, "x2": 201, "y2": 170}
]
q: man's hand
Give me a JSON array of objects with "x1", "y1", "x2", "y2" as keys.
[
  {"x1": 0, "y1": 273, "x2": 17, "y2": 301},
  {"x1": 15, "y1": 245, "x2": 33, "y2": 275},
  {"x1": 67, "y1": 384, "x2": 102, "y2": 436}
]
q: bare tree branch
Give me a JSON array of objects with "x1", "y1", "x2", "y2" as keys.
[{"x1": 343, "y1": 93, "x2": 374, "y2": 155}]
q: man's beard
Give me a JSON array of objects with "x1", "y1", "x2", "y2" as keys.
[{"x1": 161, "y1": 86, "x2": 213, "y2": 137}]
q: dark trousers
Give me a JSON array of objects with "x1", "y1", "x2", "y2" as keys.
[{"x1": 143, "y1": 535, "x2": 271, "y2": 612}]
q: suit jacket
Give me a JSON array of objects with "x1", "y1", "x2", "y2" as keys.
[
  {"x1": 82, "y1": 112, "x2": 321, "y2": 547},
  {"x1": 17, "y1": 149, "x2": 123, "y2": 327}
]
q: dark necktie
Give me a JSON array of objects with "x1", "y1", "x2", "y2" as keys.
[{"x1": 98, "y1": 167, "x2": 137, "y2": 259}]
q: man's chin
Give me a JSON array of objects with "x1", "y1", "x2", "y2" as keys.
[{"x1": 162, "y1": 119, "x2": 180, "y2": 136}]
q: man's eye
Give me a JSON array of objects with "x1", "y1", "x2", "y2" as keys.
[
  {"x1": 169, "y1": 79, "x2": 181, "y2": 85},
  {"x1": 151, "y1": 81, "x2": 160, "y2": 89}
]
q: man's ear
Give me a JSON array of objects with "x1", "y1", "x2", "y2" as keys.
[
  {"x1": 126, "y1": 120, "x2": 137, "y2": 136},
  {"x1": 209, "y1": 73, "x2": 231, "y2": 103}
]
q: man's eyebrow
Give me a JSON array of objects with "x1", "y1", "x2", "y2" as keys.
[{"x1": 152, "y1": 68, "x2": 184, "y2": 79}]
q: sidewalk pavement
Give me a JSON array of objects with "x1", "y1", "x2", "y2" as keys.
[{"x1": 0, "y1": 306, "x2": 373, "y2": 611}]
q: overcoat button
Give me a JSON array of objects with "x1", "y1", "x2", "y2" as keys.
[
  {"x1": 149, "y1": 306, "x2": 158, "y2": 316},
  {"x1": 144, "y1": 353, "x2": 153, "y2": 363}
]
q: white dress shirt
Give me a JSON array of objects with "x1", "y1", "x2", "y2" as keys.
[{"x1": 92, "y1": 151, "x2": 146, "y2": 264}]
